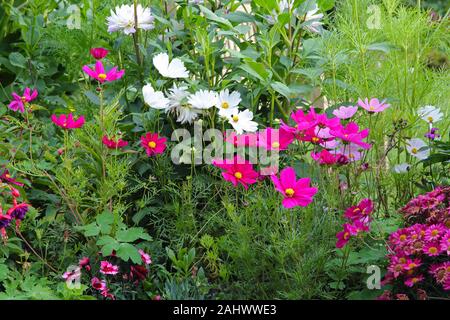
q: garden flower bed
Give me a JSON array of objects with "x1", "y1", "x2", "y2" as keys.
[{"x1": 0, "y1": 0, "x2": 448, "y2": 301}]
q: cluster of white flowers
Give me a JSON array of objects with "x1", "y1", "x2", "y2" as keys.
[
  {"x1": 107, "y1": 4, "x2": 155, "y2": 35},
  {"x1": 393, "y1": 105, "x2": 445, "y2": 174},
  {"x1": 266, "y1": 0, "x2": 324, "y2": 34},
  {"x1": 143, "y1": 52, "x2": 258, "y2": 133}
]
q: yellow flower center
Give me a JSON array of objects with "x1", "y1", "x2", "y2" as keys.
[
  {"x1": 399, "y1": 257, "x2": 407, "y2": 264},
  {"x1": 21, "y1": 96, "x2": 27, "y2": 103},
  {"x1": 428, "y1": 247, "x2": 438, "y2": 254},
  {"x1": 369, "y1": 106, "x2": 375, "y2": 111},
  {"x1": 5, "y1": 174, "x2": 10, "y2": 178},
  {"x1": 285, "y1": 188, "x2": 295, "y2": 197},
  {"x1": 98, "y1": 73, "x2": 107, "y2": 80},
  {"x1": 311, "y1": 137, "x2": 319, "y2": 143},
  {"x1": 399, "y1": 235, "x2": 407, "y2": 241},
  {"x1": 222, "y1": 102, "x2": 229, "y2": 109},
  {"x1": 408, "y1": 263, "x2": 417, "y2": 269},
  {"x1": 431, "y1": 230, "x2": 439, "y2": 236},
  {"x1": 427, "y1": 116, "x2": 433, "y2": 123},
  {"x1": 349, "y1": 153, "x2": 355, "y2": 159},
  {"x1": 411, "y1": 147, "x2": 418, "y2": 154},
  {"x1": 271, "y1": 142, "x2": 280, "y2": 148},
  {"x1": 148, "y1": 141, "x2": 156, "y2": 148},
  {"x1": 232, "y1": 115, "x2": 239, "y2": 122},
  {"x1": 234, "y1": 172, "x2": 242, "y2": 179},
  {"x1": 343, "y1": 232, "x2": 350, "y2": 240}
]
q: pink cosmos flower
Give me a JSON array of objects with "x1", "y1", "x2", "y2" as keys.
[
  {"x1": 258, "y1": 127, "x2": 294, "y2": 151},
  {"x1": 8, "y1": 88, "x2": 38, "y2": 113},
  {"x1": 311, "y1": 149, "x2": 339, "y2": 165},
  {"x1": 99, "y1": 261, "x2": 119, "y2": 275},
  {"x1": 82, "y1": 60, "x2": 124, "y2": 83},
  {"x1": 336, "y1": 223, "x2": 359, "y2": 248},
  {"x1": 333, "y1": 106, "x2": 358, "y2": 119},
  {"x1": 212, "y1": 156, "x2": 259, "y2": 190},
  {"x1": 404, "y1": 275, "x2": 424, "y2": 287},
  {"x1": 102, "y1": 135, "x2": 129, "y2": 149},
  {"x1": 271, "y1": 167, "x2": 318, "y2": 209},
  {"x1": 90, "y1": 47, "x2": 109, "y2": 60},
  {"x1": 138, "y1": 249, "x2": 152, "y2": 265},
  {"x1": 51, "y1": 113, "x2": 85, "y2": 130},
  {"x1": 344, "y1": 198, "x2": 373, "y2": 225},
  {"x1": 357, "y1": 98, "x2": 390, "y2": 113},
  {"x1": 330, "y1": 122, "x2": 371, "y2": 149},
  {"x1": 224, "y1": 132, "x2": 258, "y2": 147},
  {"x1": 141, "y1": 132, "x2": 167, "y2": 156},
  {"x1": 91, "y1": 277, "x2": 107, "y2": 291},
  {"x1": 423, "y1": 242, "x2": 441, "y2": 257}
]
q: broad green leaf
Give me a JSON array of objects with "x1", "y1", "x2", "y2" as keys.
[
  {"x1": 116, "y1": 227, "x2": 151, "y2": 243},
  {"x1": 116, "y1": 243, "x2": 141, "y2": 264},
  {"x1": 9, "y1": 52, "x2": 26, "y2": 68}
]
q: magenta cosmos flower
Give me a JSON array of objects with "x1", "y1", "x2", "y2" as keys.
[
  {"x1": 224, "y1": 132, "x2": 258, "y2": 147},
  {"x1": 357, "y1": 98, "x2": 390, "y2": 113},
  {"x1": 99, "y1": 261, "x2": 119, "y2": 275},
  {"x1": 333, "y1": 106, "x2": 358, "y2": 119},
  {"x1": 271, "y1": 167, "x2": 318, "y2": 209},
  {"x1": 330, "y1": 122, "x2": 371, "y2": 149},
  {"x1": 258, "y1": 127, "x2": 294, "y2": 151},
  {"x1": 90, "y1": 47, "x2": 109, "y2": 60},
  {"x1": 8, "y1": 88, "x2": 38, "y2": 113},
  {"x1": 212, "y1": 156, "x2": 259, "y2": 190},
  {"x1": 311, "y1": 149, "x2": 340, "y2": 165},
  {"x1": 102, "y1": 135, "x2": 129, "y2": 149},
  {"x1": 82, "y1": 60, "x2": 124, "y2": 83},
  {"x1": 51, "y1": 114, "x2": 85, "y2": 129},
  {"x1": 141, "y1": 132, "x2": 167, "y2": 156}
]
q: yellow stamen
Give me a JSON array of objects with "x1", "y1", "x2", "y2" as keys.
[
  {"x1": 148, "y1": 141, "x2": 156, "y2": 148},
  {"x1": 5, "y1": 174, "x2": 11, "y2": 179},
  {"x1": 98, "y1": 73, "x2": 107, "y2": 80},
  {"x1": 311, "y1": 137, "x2": 319, "y2": 143},
  {"x1": 399, "y1": 235, "x2": 407, "y2": 241},
  {"x1": 411, "y1": 148, "x2": 418, "y2": 154},
  {"x1": 222, "y1": 102, "x2": 229, "y2": 109},
  {"x1": 285, "y1": 188, "x2": 295, "y2": 197},
  {"x1": 21, "y1": 96, "x2": 27, "y2": 103},
  {"x1": 428, "y1": 247, "x2": 438, "y2": 254},
  {"x1": 427, "y1": 116, "x2": 433, "y2": 123},
  {"x1": 232, "y1": 115, "x2": 239, "y2": 122},
  {"x1": 234, "y1": 172, "x2": 242, "y2": 179},
  {"x1": 271, "y1": 142, "x2": 280, "y2": 148},
  {"x1": 369, "y1": 106, "x2": 375, "y2": 111},
  {"x1": 343, "y1": 232, "x2": 350, "y2": 240}
]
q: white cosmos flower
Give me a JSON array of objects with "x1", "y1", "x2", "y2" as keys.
[
  {"x1": 228, "y1": 109, "x2": 258, "y2": 134},
  {"x1": 406, "y1": 138, "x2": 429, "y2": 160},
  {"x1": 187, "y1": 90, "x2": 218, "y2": 110},
  {"x1": 393, "y1": 163, "x2": 411, "y2": 174},
  {"x1": 153, "y1": 52, "x2": 189, "y2": 79},
  {"x1": 176, "y1": 105, "x2": 201, "y2": 124},
  {"x1": 303, "y1": 3, "x2": 324, "y2": 34},
  {"x1": 142, "y1": 84, "x2": 170, "y2": 110},
  {"x1": 107, "y1": 4, "x2": 155, "y2": 35},
  {"x1": 167, "y1": 84, "x2": 189, "y2": 111},
  {"x1": 216, "y1": 89, "x2": 241, "y2": 117},
  {"x1": 417, "y1": 105, "x2": 443, "y2": 124}
]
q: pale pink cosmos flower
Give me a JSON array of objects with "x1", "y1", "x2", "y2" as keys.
[
  {"x1": 333, "y1": 106, "x2": 358, "y2": 119},
  {"x1": 99, "y1": 261, "x2": 119, "y2": 275},
  {"x1": 82, "y1": 60, "x2": 124, "y2": 83},
  {"x1": 271, "y1": 167, "x2": 318, "y2": 209},
  {"x1": 336, "y1": 144, "x2": 363, "y2": 162},
  {"x1": 258, "y1": 127, "x2": 294, "y2": 151},
  {"x1": 357, "y1": 98, "x2": 390, "y2": 113},
  {"x1": 8, "y1": 88, "x2": 38, "y2": 113}
]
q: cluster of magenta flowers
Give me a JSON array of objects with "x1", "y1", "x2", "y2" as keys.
[
  {"x1": 379, "y1": 187, "x2": 450, "y2": 299},
  {"x1": 214, "y1": 99, "x2": 386, "y2": 209},
  {"x1": 0, "y1": 170, "x2": 30, "y2": 241},
  {"x1": 335, "y1": 199, "x2": 373, "y2": 248},
  {"x1": 63, "y1": 249, "x2": 152, "y2": 300}
]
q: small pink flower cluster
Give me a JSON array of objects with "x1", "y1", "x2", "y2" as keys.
[
  {"x1": 380, "y1": 187, "x2": 450, "y2": 299},
  {"x1": 335, "y1": 199, "x2": 373, "y2": 248},
  {"x1": 64, "y1": 249, "x2": 152, "y2": 300},
  {"x1": 0, "y1": 170, "x2": 30, "y2": 241}
]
